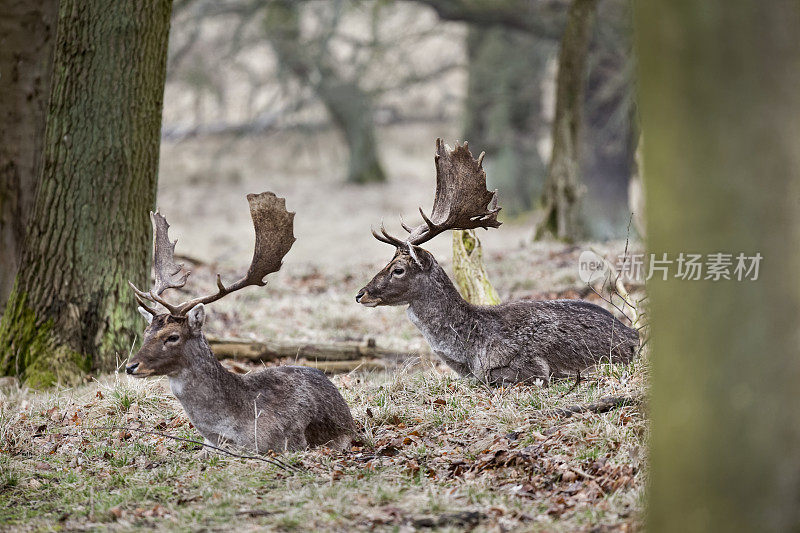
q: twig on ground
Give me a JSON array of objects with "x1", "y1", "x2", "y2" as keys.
[
  {"x1": 530, "y1": 395, "x2": 643, "y2": 419},
  {"x1": 559, "y1": 371, "x2": 582, "y2": 398},
  {"x1": 40, "y1": 425, "x2": 302, "y2": 472}
]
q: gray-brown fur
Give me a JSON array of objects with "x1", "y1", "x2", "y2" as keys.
[
  {"x1": 127, "y1": 308, "x2": 355, "y2": 452},
  {"x1": 357, "y1": 247, "x2": 638, "y2": 386}
]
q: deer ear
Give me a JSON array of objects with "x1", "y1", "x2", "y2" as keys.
[
  {"x1": 137, "y1": 307, "x2": 154, "y2": 324},
  {"x1": 408, "y1": 245, "x2": 432, "y2": 269},
  {"x1": 187, "y1": 303, "x2": 205, "y2": 332}
]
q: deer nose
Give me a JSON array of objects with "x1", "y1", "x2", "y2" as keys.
[
  {"x1": 356, "y1": 289, "x2": 365, "y2": 303},
  {"x1": 125, "y1": 362, "x2": 139, "y2": 375}
]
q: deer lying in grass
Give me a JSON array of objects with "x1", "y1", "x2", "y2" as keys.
[
  {"x1": 356, "y1": 139, "x2": 639, "y2": 387},
  {"x1": 126, "y1": 192, "x2": 354, "y2": 453}
]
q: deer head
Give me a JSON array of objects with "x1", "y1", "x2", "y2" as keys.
[
  {"x1": 356, "y1": 139, "x2": 501, "y2": 307},
  {"x1": 126, "y1": 192, "x2": 295, "y2": 377}
]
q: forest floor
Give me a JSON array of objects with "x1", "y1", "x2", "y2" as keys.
[
  {"x1": 1, "y1": 127, "x2": 647, "y2": 531},
  {"x1": 0, "y1": 240, "x2": 648, "y2": 532}
]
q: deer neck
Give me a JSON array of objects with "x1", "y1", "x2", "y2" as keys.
[
  {"x1": 406, "y1": 264, "x2": 477, "y2": 366},
  {"x1": 168, "y1": 335, "x2": 240, "y2": 405}
]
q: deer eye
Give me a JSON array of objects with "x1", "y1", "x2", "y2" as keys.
[
  {"x1": 165, "y1": 334, "x2": 180, "y2": 344},
  {"x1": 392, "y1": 267, "x2": 405, "y2": 276}
]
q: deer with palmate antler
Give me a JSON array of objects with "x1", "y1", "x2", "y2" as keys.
[
  {"x1": 356, "y1": 139, "x2": 639, "y2": 387},
  {"x1": 126, "y1": 192, "x2": 354, "y2": 453}
]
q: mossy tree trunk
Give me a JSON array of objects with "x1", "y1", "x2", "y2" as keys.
[
  {"x1": 452, "y1": 230, "x2": 500, "y2": 306},
  {"x1": 0, "y1": 0, "x2": 173, "y2": 388},
  {"x1": 535, "y1": 0, "x2": 597, "y2": 241},
  {"x1": 264, "y1": 1, "x2": 386, "y2": 184},
  {"x1": 0, "y1": 0, "x2": 58, "y2": 314},
  {"x1": 463, "y1": 26, "x2": 554, "y2": 215},
  {"x1": 636, "y1": 2, "x2": 800, "y2": 531}
]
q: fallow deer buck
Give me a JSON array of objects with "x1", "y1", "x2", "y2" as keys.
[
  {"x1": 126, "y1": 192, "x2": 354, "y2": 453},
  {"x1": 356, "y1": 139, "x2": 639, "y2": 387}
]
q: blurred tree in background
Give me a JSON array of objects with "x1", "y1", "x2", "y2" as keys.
[
  {"x1": 0, "y1": 0, "x2": 173, "y2": 387},
  {"x1": 463, "y1": 26, "x2": 554, "y2": 215},
  {"x1": 535, "y1": 0, "x2": 597, "y2": 241},
  {"x1": 417, "y1": 0, "x2": 562, "y2": 215},
  {"x1": 264, "y1": 0, "x2": 386, "y2": 183},
  {"x1": 160, "y1": 0, "x2": 635, "y2": 236},
  {"x1": 163, "y1": 0, "x2": 463, "y2": 181},
  {"x1": 637, "y1": 2, "x2": 800, "y2": 530}
]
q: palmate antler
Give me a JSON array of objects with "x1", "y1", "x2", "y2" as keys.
[
  {"x1": 130, "y1": 192, "x2": 296, "y2": 317},
  {"x1": 372, "y1": 138, "x2": 501, "y2": 249}
]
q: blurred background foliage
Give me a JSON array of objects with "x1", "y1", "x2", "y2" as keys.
[{"x1": 162, "y1": 0, "x2": 637, "y2": 238}]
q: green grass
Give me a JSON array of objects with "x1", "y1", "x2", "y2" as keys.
[{"x1": 0, "y1": 362, "x2": 647, "y2": 532}]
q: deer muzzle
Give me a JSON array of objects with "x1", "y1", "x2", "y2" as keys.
[
  {"x1": 356, "y1": 289, "x2": 380, "y2": 307},
  {"x1": 125, "y1": 362, "x2": 152, "y2": 377}
]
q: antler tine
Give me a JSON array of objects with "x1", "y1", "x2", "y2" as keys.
[
  {"x1": 418, "y1": 207, "x2": 440, "y2": 233},
  {"x1": 128, "y1": 280, "x2": 152, "y2": 301},
  {"x1": 406, "y1": 138, "x2": 502, "y2": 247},
  {"x1": 172, "y1": 192, "x2": 296, "y2": 314},
  {"x1": 148, "y1": 290, "x2": 182, "y2": 316},
  {"x1": 370, "y1": 221, "x2": 406, "y2": 247},
  {"x1": 128, "y1": 280, "x2": 178, "y2": 314},
  {"x1": 381, "y1": 224, "x2": 406, "y2": 247},
  {"x1": 134, "y1": 292, "x2": 158, "y2": 316},
  {"x1": 399, "y1": 215, "x2": 414, "y2": 234}
]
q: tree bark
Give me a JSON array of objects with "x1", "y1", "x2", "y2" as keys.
[
  {"x1": 0, "y1": 0, "x2": 58, "y2": 314},
  {"x1": 636, "y1": 2, "x2": 800, "y2": 531},
  {"x1": 264, "y1": 1, "x2": 386, "y2": 184},
  {"x1": 0, "y1": 0, "x2": 173, "y2": 388},
  {"x1": 535, "y1": 0, "x2": 596, "y2": 241},
  {"x1": 463, "y1": 26, "x2": 554, "y2": 214}
]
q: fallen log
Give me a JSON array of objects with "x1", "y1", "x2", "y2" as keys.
[{"x1": 207, "y1": 336, "x2": 420, "y2": 363}]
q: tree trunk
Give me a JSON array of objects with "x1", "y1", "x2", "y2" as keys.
[
  {"x1": 535, "y1": 0, "x2": 597, "y2": 241},
  {"x1": 0, "y1": 0, "x2": 58, "y2": 314},
  {"x1": 636, "y1": 3, "x2": 800, "y2": 531},
  {"x1": 0, "y1": 0, "x2": 173, "y2": 388},
  {"x1": 410, "y1": 0, "x2": 566, "y2": 39},
  {"x1": 264, "y1": 0, "x2": 386, "y2": 184},
  {"x1": 452, "y1": 230, "x2": 500, "y2": 305},
  {"x1": 463, "y1": 26, "x2": 554, "y2": 214},
  {"x1": 316, "y1": 78, "x2": 386, "y2": 184}
]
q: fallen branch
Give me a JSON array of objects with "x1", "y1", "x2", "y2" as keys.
[
  {"x1": 531, "y1": 394, "x2": 643, "y2": 419},
  {"x1": 298, "y1": 359, "x2": 387, "y2": 374},
  {"x1": 207, "y1": 336, "x2": 420, "y2": 363},
  {"x1": 39, "y1": 425, "x2": 301, "y2": 472}
]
